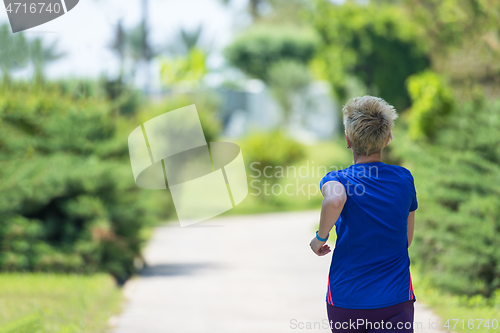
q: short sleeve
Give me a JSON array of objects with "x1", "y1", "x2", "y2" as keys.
[
  {"x1": 408, "y1": 171, "x2": 418, "y2": 212},
  {"x1": 320, "y1": 171, "x2": 342, "y2": 195}
]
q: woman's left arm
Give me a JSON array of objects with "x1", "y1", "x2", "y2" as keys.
[
  {"x1": 309, "y1": 181, "x2": 346, "y2": 256},
  {"x1": 407, "y1": 211, "x2": 415, "y2": 247}
]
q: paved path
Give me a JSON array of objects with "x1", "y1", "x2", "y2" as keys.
[{"x1": 111, "y1": 211, "x2": 452, "y2": 333}]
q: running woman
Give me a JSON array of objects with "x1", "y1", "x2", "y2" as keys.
[{"x1": 310, "y1": 96, "x2": 417, "y2": 333}]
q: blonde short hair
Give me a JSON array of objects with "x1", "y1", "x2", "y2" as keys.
[{"x1": 343, "y1": 95, "x2": 398, "y2": 156}]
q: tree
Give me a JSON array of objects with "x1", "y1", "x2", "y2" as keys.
[
  {"x1": 310, "y1": 0, "x2": 430, "y2": 111},
  {"x1": 401, "y1": 0, "x2": 500, "y2": 57},
  {"x1": 0, "y1": 24, "x2": 29, "y2": 83},
  {"x1": 224, "y1": 25, "x2": 319, "y2": 82},
  {"x1": 163, "y1": 25, "x2": 208, "y2": 56},
  {"x1": 224, "y1": 25, "x2": 319, "y2": 126},
  {"x1": 268, "y1": 60, "x2": 311, "y2": 127},
  {"x1": 126, "y1": 21, "x2": 155, "y2": 83},
  {"x1": 108, "y1": 1, "x2": 155, "y2": 93},
  {"x1": 400, "y1": 0, "x2": 500, "y2": 98},
  {"x1": 109, "y1": 19, "x2": 126, "y2": 81},
  {"x1": 30, "y1": 37, "x2": 65, "y2": 84}
]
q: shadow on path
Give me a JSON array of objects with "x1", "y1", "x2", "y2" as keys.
[{"x1": 140, "y1": 262, "x2": 225, "y2": 278}]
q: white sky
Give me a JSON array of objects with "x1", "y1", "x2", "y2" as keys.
[
  {"x1": 0, "y1": 0, "x2": 345, "y2": 85},
  {"x1": 0, "y1": 0, "x2": 250, "y2": 82}
]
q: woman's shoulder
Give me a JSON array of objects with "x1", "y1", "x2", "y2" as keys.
[
  {"x1": 320, "y1": 166, "x2": 352, "y2": 186},
  {"x1": 322, "y1": 165, "x2": 353, "y2": 178},
  {"x1": 385, "y1": 163, "x2": 415, "y2": 181}
]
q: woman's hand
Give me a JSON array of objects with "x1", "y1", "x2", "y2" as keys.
[{"x1": 310, "y1": 237, "x2": 331, "y2": 256}]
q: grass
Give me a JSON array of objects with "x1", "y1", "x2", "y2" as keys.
[{"x1": 0, "y1": 273, "x2": 123, "y2": 333}]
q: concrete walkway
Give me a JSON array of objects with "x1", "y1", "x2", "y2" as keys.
[{"x1": 111, "y1": 211, "x2": 452, "y2": 333}]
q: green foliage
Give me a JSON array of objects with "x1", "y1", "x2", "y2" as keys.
[
  {"x1": 52, "y1": 77, "x2": 145, "y2": 118},
  {"x1": 310, "y1": 0, "x2": 430, "y2": 110},
  {"x1": 238, "y1": 130, "x2": 305, "y2": 205},
  {"x1": 240, "y1": 131, "x2": 305, "y2": 174},
  {"x1": 160, "y1": 48, "x2": 208, "y2": 89},
  {"x1": 224, "y1": 25, "x2": 320, "y2": 83},
  {"x1": 392, "y1": 94, "x2": 500, "y2": 298},
  {"x1": 436, "y1": 88, "x2": 500, "y2": 164},
  {"x1": 236, "y1": 130, "x2": 304, "y2": 207},
  {"x1": 55, "y1": 78, "x2": 105, "y2": 100},
  {"x1": 406, "y1": 70, "x2": 455, "y2": 142},
  {"x1": 401, "y1": 0, "x2": 500, "y2": 54},
  {"x1": 101, "y1": 77, "x2": 144, "y2": 117},
  {"x1": 0, "y1": 83, "x2": 161, "y2": 281}
]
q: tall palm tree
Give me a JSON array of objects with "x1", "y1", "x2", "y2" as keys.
[
  {"x1": 164, "y1": 25, "x2": 206, "y2": 56},
  {"x1": 109, "y1": 19, "x2": 126, "y2": 81},
  {"x1": 30, "y1": 37, "x2": 65, "y2": 84},
  {"x1": 0, "y1": 24, "x2": 29, "y2": 84}
]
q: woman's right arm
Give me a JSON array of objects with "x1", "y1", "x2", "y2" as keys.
[
  {"x1": 309, "y1": 181, "x2": 346, "y2": 256},
  {"x1": 318, "y1": 181, "x2": 347, "y2": 239},
  {"x1": 407, "y1": 211, "x2": 415, "y2": 247}
]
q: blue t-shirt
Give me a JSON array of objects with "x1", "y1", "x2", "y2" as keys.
[{"x1": 319, "y1": 161, "x2": 418, "y2": 309}]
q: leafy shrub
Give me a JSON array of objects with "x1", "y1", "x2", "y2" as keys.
[
  {"x1": 0, "y1": 82, "x2": 163, "y2": 282},
  {"x1": 240, "y1": 130, "x2": 305, "y2": 181},
  {"x1": 405, "y1": 70, "x2": 455, "y2": 142},
  {"x1": 101, "y1": 77, "x2": 144, "y2": 117},
  {"x1": 238, "y1": 131, "x2": 305, "y2": 205}
]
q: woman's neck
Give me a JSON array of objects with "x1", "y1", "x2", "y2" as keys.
[{"x1": 352, "y1": 152, "x2": 382, "y2": 164}]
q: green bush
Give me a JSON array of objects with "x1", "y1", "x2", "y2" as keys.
[
  {"x1": 238, "y1": 130, "x2": 305, "y2": 205},
  {"x1": 240, "y1": 130, "x2": 305, "y2": 181},
  {"x1": 241, "y1": 130, "x2": 305, "y2": 168},
  {"x1": 224, "y1": 24, "x2": 320, "y2": 83},
  {"x1": 0, "y1": 82, "x2": 163, "y2": 282},
  {"x1": 392, "y1": 93, "x2": 500, "y2": 298},
  {"x1": 405, "y1": 70, "x2": 455, "y2": 142}
]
